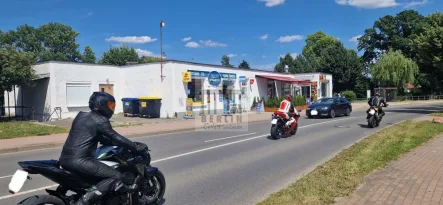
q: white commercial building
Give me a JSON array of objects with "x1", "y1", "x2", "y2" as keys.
[{"x1": 3, "y1": 61, "x2": 332, "y2": 121}]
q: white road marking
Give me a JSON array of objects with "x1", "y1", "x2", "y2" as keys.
[
  {"x1": 0, "y1": 184, "x2": 58, "y2": 200},
  {"x1": 204, "y1": 133, "x2": 257, "y2": 142},
  {"x1": 0, "y1": 175, "x2": 12, "y2": 180},
  {"x1": 0, "y1": 116, "x2": 361, "y2": 200}
]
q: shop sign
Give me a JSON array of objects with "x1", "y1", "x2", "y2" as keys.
[
  {"x1": 250, "y1": 79, "x2": 255, "y2": 84},
  {"x1": 239, "y1": 76, "x2": 246, "y2": 82},
  {"x1": 188, "y1": 70, "x2": 236, "y2": 80},
  {"x1": 208, "y1": 71, "x2": 222, "y2": 86},
  {"x1": 182, "y1": 72, "x2": 191, "y2": 82}
]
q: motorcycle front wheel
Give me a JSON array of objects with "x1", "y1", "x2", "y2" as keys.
[
  {"x1": 17, "y1": 195, "x2": 65, "y2": 205},
  {"x1": 368, "y1": 116, "x2": 377, "y2": 128},
  {"x1": 137, "y1": 170, "x2": 166, "y2": 205}
]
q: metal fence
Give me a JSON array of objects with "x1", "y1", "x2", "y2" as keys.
[{"x1": 406, "y1": 95, "x2": 443, "y2": 101}]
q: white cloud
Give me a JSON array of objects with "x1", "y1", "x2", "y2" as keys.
[
  {"x1": 335, "y1": 0, "x2": 428, "y2": 9},
  {"x1": 199, "y1": 40, "x2": 227, "y2": 47},
  {"x1": 185, "y1": 42, "x2": 200, "y2": 48},
  {"x1": 135, "y1": 49, "x2": 154, "y2": 57},
  {"x1": 227, "y1": 54, "x2": 237, "y2": 58},
  {"x1": 182, "y1": 37, "x2": 192, "y2": 42},
  {"x1": 258, "y1": 0, "x2": 285, "y2": 7},
  {"x1": 106, "y1": 36, "x2": 157, "y2": 44},
  {"x1": 260, "y1": 34, "x2": 269, "y2": 40},
  {"x1": 276, "y1": 35, "x2": 304, "y2": 43},
  {"x1": 279, "y1": 53, "x2": 299, "y2": 59},
  {"x1": 349, "y1": 35, "x2": 362, "y2": 43},
  {"x1": 404, "y1": 0, "x2": 428, "y2": 7}
]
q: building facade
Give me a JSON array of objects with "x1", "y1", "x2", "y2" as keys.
[{"x1": 3, "y1": 61, "x2": 333, "y2": 121}]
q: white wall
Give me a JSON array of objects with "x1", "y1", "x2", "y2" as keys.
[{"x1": 49, "y1": 62, "x2": 124, "y2": 119}]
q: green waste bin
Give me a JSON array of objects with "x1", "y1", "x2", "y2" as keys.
[
  {"x1": 138, "y1": 96, "x2": 162, "y2": 118},
  {"x1": 121, "y1": 98, "x2": 140, "y2": 116}
]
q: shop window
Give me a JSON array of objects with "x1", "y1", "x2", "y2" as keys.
[
  {"x1": 282, "y1": 83, "x2": 291, "y2": 96},
  {"x1": 188, "y1": 79, "x2": 203, "y2": 103},
  {"x1": 267, "y1": 80, "x2": 276, "y2": 98},
  {"x1": 302, "y1": 86, "x2": 310, "y2": 98},
  {"x1": 321, "y1": 82, "x2": 328, "y2": 97}
]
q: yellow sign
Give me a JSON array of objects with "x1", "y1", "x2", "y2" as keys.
[
  {"x1": 141, "y1": 102, "x2": 147, "y2": 108},
  {"x1": 182, "y1": 72, "x2": 191, "y2": 82},
  {"x1": 186, "y1": 98, "x2": 193, "y2": 115}
]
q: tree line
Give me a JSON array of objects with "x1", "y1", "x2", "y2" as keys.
[
  {"x1": 0, "y1": 23, "x2": 161, "y2": 93},
  {"x1": 275, "y1": 10, "x2": 443, "y2": 97}
]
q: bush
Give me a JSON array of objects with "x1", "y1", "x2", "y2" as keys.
[
  {"x1": 293, "y1": 95, "x2": 307, "y2": 106},
  {"x1": 342, "y1": 90, "x2": 357, "y2": 102}
]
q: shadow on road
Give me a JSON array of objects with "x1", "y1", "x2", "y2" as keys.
[{"x1": 358, "y1": 124, "x2": 369, "y2": 128}]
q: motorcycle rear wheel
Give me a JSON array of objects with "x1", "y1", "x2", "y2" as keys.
[
  {"x1": 270, "y1": 124, "x2": 282, "y2": 139},
  {"x1": 17, "y1": 195, "x2": 65, "y2": 205}
]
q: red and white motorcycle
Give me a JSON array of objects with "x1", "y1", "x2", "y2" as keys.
[{"x1": 270, "y1": 110, "x2": 301, "y2": 139}]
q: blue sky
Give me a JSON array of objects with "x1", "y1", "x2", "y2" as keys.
[{"x1": 0, "y1": 0, "x2": 440, "y2": 70}]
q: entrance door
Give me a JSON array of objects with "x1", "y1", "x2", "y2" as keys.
[{"x1": 99, "y1": 84, "x2": 114, "y2": 95}]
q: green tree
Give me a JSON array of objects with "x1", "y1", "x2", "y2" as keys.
[
  {"x1": 414, "y1": 11, "x2": 443, "y2": 93},
  {"x1": 319, "y1": 41, "x2": 367, "y2": 94},
  {"x1": 0, "y1": 23, "x2": 83, "y2": 62},
  {"x1": 238, "y1": 60, "x2": 250, "y2": 69},
  {"x1": 138, "y1": 56, "x2": 161, "y2": 63},
  {"x1": 371, "y1": 49, "x2": 418, "y2": 89},
  {"x1": 99, "y1": 46, "x2": 139, "y2": 66},
  {"x1": 221, "y1": 55, "x2": 233, "y2": 67},
  {"x1": 293, "y1": 55, "x2": 315, "y2": 73},
  {"x1": 358, "y1": 10, "x2": 428, "y2": 63},
  {"x1": 82, "y1": 46, "x2": 96, "y2": 64},
  {"x1": 274, "y1": 53, "x2": 294, "y2": 73},
  {"x1": 302, "y1": 31, "x2": 339, "y2": 70},
  {"x1": 0, "y1": 47, "x2": 36, "y2": 92}
]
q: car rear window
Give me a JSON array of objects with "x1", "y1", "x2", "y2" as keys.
[{"x1": 340, "y1": 98, "x2": 348, "y2": 103}]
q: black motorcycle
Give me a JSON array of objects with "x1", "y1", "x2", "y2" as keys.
[
  {"x1": 366, "y1": 104, "x2": 388, "y2": 128},
  {"x1": 9, "y1": 142, "x2": 165, "y2": 205}
]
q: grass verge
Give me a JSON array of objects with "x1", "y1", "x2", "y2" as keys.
[
  {"x1": 0, "y1": 121, "x2": 68, "y2": 139},
  {"x1": 430, "y1": 112, "x2": 443, "y2": 117},
  {"x1": 258, "y1": 120, "x2": 443, "y2": 205}
]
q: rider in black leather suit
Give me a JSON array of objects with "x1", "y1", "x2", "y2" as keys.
[
  {"x1": 59, "y1": 92, "x2": 148, "y2": 205},
  {"x1": 368, "y1": 93, "x2": 387, "y2": 119}
]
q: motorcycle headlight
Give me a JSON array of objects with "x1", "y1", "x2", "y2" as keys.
[{"x1": 369, "y1": 109, "x2": 376, "y2": 115}]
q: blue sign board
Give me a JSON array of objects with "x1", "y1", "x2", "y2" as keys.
[
  {"x1": 188, "y1": 70, "x2": 236, "y2": 80},
  {"x1": 208, "y1": 71, "x2": 222, "y2": 86},
  {"x1": 239, "y1": 76, "x2": 246, "y2": 82}
]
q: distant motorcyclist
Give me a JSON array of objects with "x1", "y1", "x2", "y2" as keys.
[
  {"x1": 277, "y1": 94, "x2": 299, "y2": 128},
  {"x1": 59, "y1": 92, "x2": 148, "y2": 205},
  {"x1": 368, "y1": 93, "x2": 388, "y2": 118}
]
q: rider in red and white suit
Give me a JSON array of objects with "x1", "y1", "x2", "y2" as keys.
[{"x1": 277, "y1": 94, "x2": 299, "y2": 127}]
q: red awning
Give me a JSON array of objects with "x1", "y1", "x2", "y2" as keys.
[{"x1": 256, "y1": 75, "x2": 311, "y2": 85}]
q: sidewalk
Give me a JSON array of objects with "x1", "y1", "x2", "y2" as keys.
[
  {"x1": 336, "y1": 133, "x2": 443, "y2": 205},
  {"x1": 0, "y1": 112, "x2": 273, "y2": 154}
]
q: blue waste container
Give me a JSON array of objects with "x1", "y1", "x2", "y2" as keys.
[{"x1": 121, "y1": 98, "x2": 140, "y2": 116}]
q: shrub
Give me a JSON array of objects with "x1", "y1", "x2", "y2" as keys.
[
  {"x1": 342, "y1": 90, "x2": 357, "y2": 102},
  {"x1": 293, "y1": 95, "x2": 307, "y2": 106}
]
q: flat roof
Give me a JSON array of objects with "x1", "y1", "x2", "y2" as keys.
[{"x1": 34, "y1": 60, "x2": 332, "y2": 76}]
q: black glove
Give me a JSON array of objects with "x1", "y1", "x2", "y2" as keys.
[{"x1": 135, "y1": 142, "x2": 148, "y2": 153}]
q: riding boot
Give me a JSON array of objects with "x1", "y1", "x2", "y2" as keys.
[{"x1": 74, "y1": 186, "x2": 103, "y2": 205}]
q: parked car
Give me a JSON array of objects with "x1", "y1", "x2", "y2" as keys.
[{"x1": 306, "y1": 97, "x2": 352, "y2": 118}]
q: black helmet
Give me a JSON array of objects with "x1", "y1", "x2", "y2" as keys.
[
  {"x1": 375, "y1": 93, "x2": 380, "y2": 97},
  {"x1": 89, "y1": 92, "x2": 116, "y2": 119}
]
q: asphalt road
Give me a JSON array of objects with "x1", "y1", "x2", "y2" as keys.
[{"x1": 0, "y1": 103, "x2": 442, "y2": 205}]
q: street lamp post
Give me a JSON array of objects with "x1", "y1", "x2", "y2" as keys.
[
  {"x1": 284, "y1": 64, "x2": 289, "y2": 73},
  {"x1": 160, "y1": 20, "x2": 165, "y2": 80}
]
